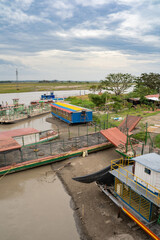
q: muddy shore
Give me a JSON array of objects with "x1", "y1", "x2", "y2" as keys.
[
  {"x1": 51, "y1": 150, "x2": 151, "y2": 240},
  {"x1": 46, "y1": 115, "x2": 153, "y2": 240}
]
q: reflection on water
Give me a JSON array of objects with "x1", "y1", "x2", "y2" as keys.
[
  {"x1": 0, "y1": 114, "x2": 54, "y2": 132},
  {"x1": 0, "y1": 166, "x2": 80, "y2": 240}
]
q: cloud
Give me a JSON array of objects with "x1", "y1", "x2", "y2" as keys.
[
  {"x1": 55, "y1": 28, "x2": 111, "y2": 39},
  {"x1": 0, "y1": 0, "x2": 160, "y2": 80},
  {"x1": 75, "y1": 0, "x2": 110, "y2": 7},
  {"x1": 15, "y1": 0, "x2": 34, "y2": 10},
  {"x1": 0, "y1": 2, "x2": 41, "y2": 25}
]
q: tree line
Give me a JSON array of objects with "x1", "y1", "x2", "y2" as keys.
[{"x1": 90, "y1": 72, "x2": 160, "y2": 97}]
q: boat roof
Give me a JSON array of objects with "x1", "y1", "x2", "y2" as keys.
[
  {"x1": 0, "y1": 128, "x2": 39, "y2": 138},
  {"x1": 100, "y1": 127, "x2": 127, "y2": 147},
  {"x1": 132, "y1": 153, "x2": 160, "y2": 172},
  {"x1": 0, "y1": 137, "x2": 21, "y2": 152},
  {"x1": 50, "y1": 103, "x2": 73, "y2": 113},
  {"x1": 51, "y1": 102, "x2": 91, "y2": 113}
]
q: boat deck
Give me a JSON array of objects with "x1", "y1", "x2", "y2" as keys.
[{"x1": 110, "y1": 165, "x2": 160, "y2": 207}]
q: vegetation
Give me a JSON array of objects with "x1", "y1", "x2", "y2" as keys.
[
  {"x1": 100, "y1": 73, "x2": 134, "y2": 95},
  {"x1": 0, "y1": 81, "x2": 99, "y2": 93},
  {"x1": 135, "y1": 73, "x2": 160, "y2": 93}
]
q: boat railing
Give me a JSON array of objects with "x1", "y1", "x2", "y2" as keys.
[{"x1": 111, "y1": 158, "x2": 160, "y2": 206}]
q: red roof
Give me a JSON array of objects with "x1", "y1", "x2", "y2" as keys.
[
  {"x1": 100, "y1": 127, "x2": 127, "y2": 147},
  {"x1": 118, "y1": 115, "x2": 142, "y2": 132},
  {"x1": 145, "y1": 94, "x2": 159, "y2": 99},
  {"x1": 0, "y1": 128, "x2": 39, "y2": 138},
  {"x1": 50, "y1": 104, "x2": 72, "y2": 113},
  {"x1": 0, "y1": 137, "x2": 21, "y2": 152}
]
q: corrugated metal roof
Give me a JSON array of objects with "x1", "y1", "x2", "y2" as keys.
[
  {"x1": 100, "y1": 127, "x2": 127, "y2": 147},
  {"x1": 118, "y1": 115, "x2": 142, "y2": 132},
  {"x1": 145, "y1": 94, "x2": 159, "y2": 99},
  {"x1": 132, "y1": 153, "x2": 160, "y2": 172},
  {"x1": 0, "y1": 137, "x2": 21, "y2": 152},
  {"x1": 0, "y1": 128, "x2": 39, "y2": 138},
  {"x1": 51, "y1": 103, "x2": 73, "y2": 113},
  {"x1": 56, "y1": 102, "x2": 83, "y2": 111}
]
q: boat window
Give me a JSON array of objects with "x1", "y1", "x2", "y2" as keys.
[{"x1": 144, "y1": 167, "x2": 151, "y2": 175}]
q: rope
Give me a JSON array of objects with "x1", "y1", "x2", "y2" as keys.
[{"x1": 0, "y1": 164, "x2": 15, "y2": 181}]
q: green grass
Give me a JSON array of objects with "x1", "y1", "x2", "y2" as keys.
[
  {"x1": 0, "y1": 82, "x2": 99, "y2": 93},
  {"x1": 155, "y1": 134, "x2": 160, "y2": 148}
]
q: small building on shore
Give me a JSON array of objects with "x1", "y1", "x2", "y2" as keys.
[{"x1": 50, "y1": 102, "x2": 92, "y2": 124}]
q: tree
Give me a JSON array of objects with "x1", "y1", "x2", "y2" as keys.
[
  {"x1": 89, "y1": 85, "x2": 97, "y2": 93},
  {"x1": 101, "y1": 73, "x2": 134, "y2": 96},
  {"x1": 135, "y1": 73, "x2": 160, "y2": 92},
  {"x1": 89, "y1": 93, "x2": 106, "y2": 108}
]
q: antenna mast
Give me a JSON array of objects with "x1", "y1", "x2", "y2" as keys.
[{"x1": 16, "y1": 68, "x2": 19, "y2": 90}]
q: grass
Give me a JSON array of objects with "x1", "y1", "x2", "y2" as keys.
[{"x1": 0, "y1": 82, "x2": 99, "y2": 93}]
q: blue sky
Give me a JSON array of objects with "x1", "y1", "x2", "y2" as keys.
[{"x1": 0, "y1": 0, "x2": 160, "y2": 81}]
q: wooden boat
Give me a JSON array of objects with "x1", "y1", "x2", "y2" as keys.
[{"x1": 73, "y1": 154, "x2": 160, "y2": 240}]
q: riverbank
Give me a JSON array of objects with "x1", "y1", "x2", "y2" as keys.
[
  {"x1": 51, "y1": 148, "x2": 151, "y2": 240},
  {"x1": 0, "y1": 82, "x2": 98, "y2": 93}
]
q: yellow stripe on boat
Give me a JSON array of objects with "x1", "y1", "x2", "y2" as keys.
[{"x1": 56, "y1": 102, "x2": 83, "y2": 111}]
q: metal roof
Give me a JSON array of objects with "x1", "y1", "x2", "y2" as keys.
[
  {"x1": 145, "y1": 94, "x2": 159, "y2": 101},
  {"x1": 132, "y1": 153, "x2": 160, "y2": 172},
  {"x1": 0, "y1": 137, "x2": 21, "y2": 152},
  {"x1": 0, "y1": 128, "x2": 39, "y2": 138},
  {"x1": 51, "y1": 103, "x2": 73, "y2": 113},
  {"x1": 118, "y1": 115, "x2": 142, "y2": 132},
  {"x1": 100, "y1": 127, "x2": 127, "y2": 147}
]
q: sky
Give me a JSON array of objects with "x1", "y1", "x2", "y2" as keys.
[{"x1": 0, "y1": 0, "x2": 160, "y2": 81}]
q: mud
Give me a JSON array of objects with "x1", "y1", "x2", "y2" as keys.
[{"x1": 51, "y1": 148, "x2": 152, "y2": 240}]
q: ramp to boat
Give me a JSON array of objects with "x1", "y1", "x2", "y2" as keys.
[
  {"x1": 118, "y1": 115, "x2": 142, "y2": 132},
  {"x1": 100, "y1": 127, "x2": 127, "y2": 147}
]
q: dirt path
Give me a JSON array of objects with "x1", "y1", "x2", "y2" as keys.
[
  {"x1": 142, "y1": 112, "x2": 160, "y2": 125},
  {"x1": 51, "y1": 148, "x2": 151, "y2": 240}
]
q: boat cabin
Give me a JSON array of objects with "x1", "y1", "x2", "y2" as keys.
[
  {"x1": 133, "y1": 153, "x2": 160, "y2": 193},
  {"x1": 110, "y1": 153, "x2": 160, "y2": 223}
]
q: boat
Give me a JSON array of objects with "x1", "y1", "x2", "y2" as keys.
[
  {"x1": 0, "y1": 131, "x2": 112, "y2": 175},
  {"x1": 0, "y1": 128, "x2": 59, "y2": 147},
  {"x1": 73, "y1": 153, "x2": 160, "y2": 240}
]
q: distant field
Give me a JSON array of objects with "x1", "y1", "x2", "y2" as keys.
[{"x1": 0, "y1": 81, "x2": 98, "y2": 93}]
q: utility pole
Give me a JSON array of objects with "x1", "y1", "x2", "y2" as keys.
[{"x1": 16, "y1": 68, "x2": 19, "y2": 90}]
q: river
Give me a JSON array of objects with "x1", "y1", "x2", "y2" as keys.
[
  {"x1": 0, "y1": 90, "x2": 89, "y2": 105},
  {"x1": 0, "y1": 114, "x2": 80, "y2": 240},
  {"x1": 0, "y1": 86, "x2": 134, "y2": 106}
]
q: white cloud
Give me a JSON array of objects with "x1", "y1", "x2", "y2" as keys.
[
  {"x1": 15, "y1": 0, "x2": 34, "y2": 10},
  {"x1": 55, "y1": 28, "x2": 111, "y2": 39},
  {"x1": 0, "y1": 2, "x2": 41, "y2": 24},
  {"x1": 75, "y1": 0, "x2": 109, "y2": 7},
  {"x1": 1, "y1": 48, "x2": 159, "y2": 80}
]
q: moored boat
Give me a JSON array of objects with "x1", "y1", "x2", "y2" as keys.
[
  {"x1": 73, "y1": 153, "x2": 160, "y2": 240},
  {"x1": 0, "y1": 128, "x2": 59, "y2": 147}
]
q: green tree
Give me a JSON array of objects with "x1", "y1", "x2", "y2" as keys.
[
  {"x1": 101, "y1": 73, "x2": 134, "y2": 95},
  {"x1": 89, "y1": 85, "x2": 97, "y2": 93},
  {"x1": 89, "y1": 93, "x2": 106, "y2": 108},
  {"x1": 135, "y1": 73, "x2": 160, "y2": 92}
]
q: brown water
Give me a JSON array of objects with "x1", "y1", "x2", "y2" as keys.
[
  {"x1": 0, "y1": 113, "x2": 54, "y2": 132},
  {"x1": 0, "y1": 165, "x2": 80, "y2": 240},
  {"x1": 0, "y1": 115, "x2": 80, "y2": 240}
]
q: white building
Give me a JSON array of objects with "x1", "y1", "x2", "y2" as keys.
[{"x1": 133, "y1": 153, "x2": 160, "y2": 193}]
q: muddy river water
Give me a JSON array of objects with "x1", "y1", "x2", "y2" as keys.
[{"x1": 0, "y1": 112, "x2": 80, "y2": 240}]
